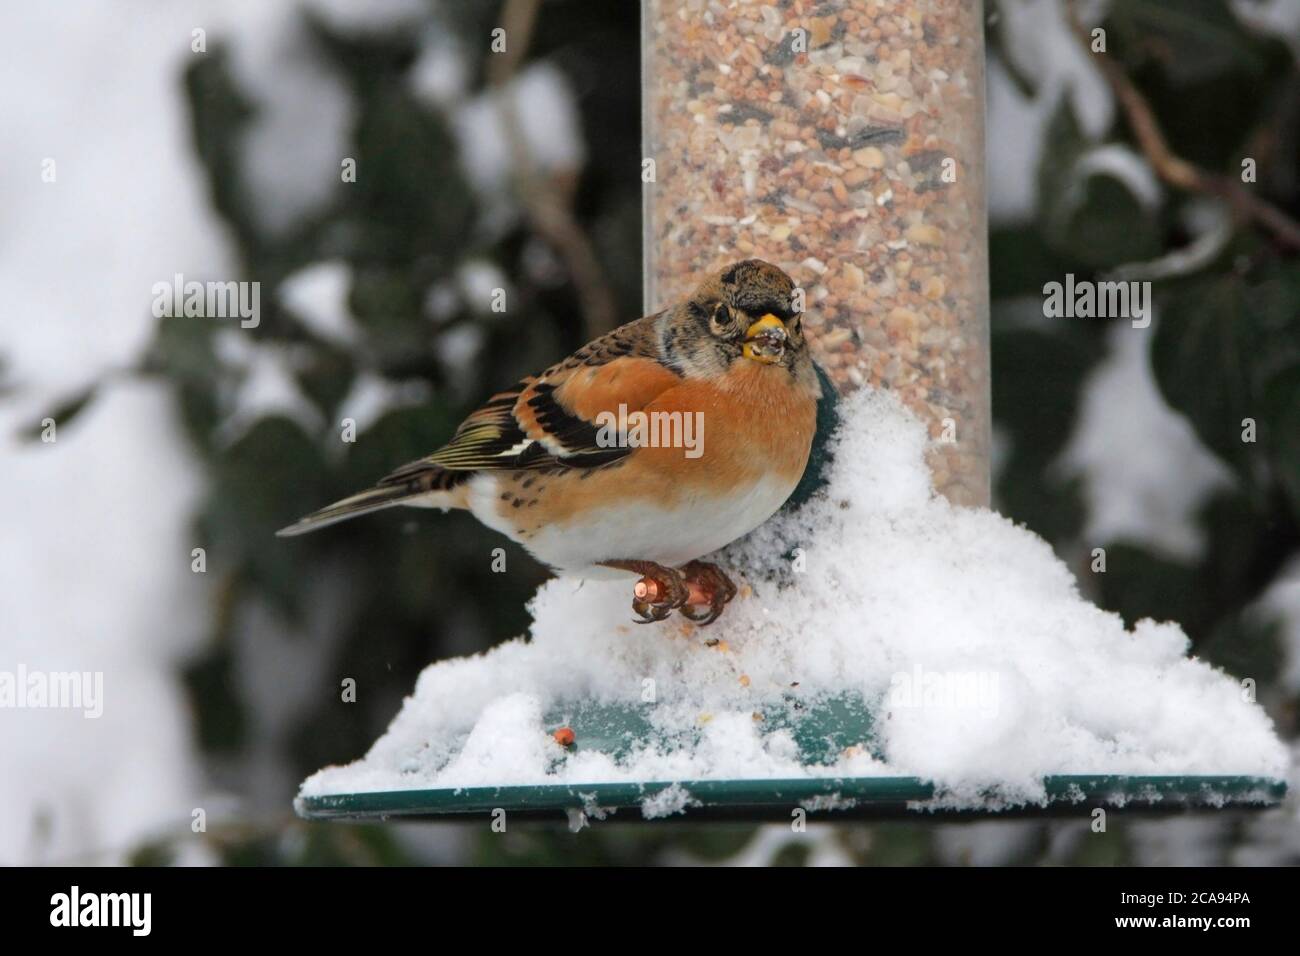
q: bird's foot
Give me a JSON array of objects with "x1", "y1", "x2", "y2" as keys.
[
  {"x1": 601, "y1": 560, "x2": 692, "y2": 624},
  {"x1": 676, "y1": 561, "x2": 738, "y2": 627}
]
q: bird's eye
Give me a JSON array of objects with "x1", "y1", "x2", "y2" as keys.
[{"x1": 709, "y1": 304, "x2": 738, "y2": 337}]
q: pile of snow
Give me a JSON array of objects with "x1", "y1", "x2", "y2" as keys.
[{"x1": 300, "y1": 389, "x2": 1288, "y2": 813}]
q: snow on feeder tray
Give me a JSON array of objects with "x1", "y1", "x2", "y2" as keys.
[
  {"x1": 295, "y1": 1, "x2": 1288, "y2": 823},
  {"x1": 296, "y1": 390, "x2": 1288, "y2": 824}
]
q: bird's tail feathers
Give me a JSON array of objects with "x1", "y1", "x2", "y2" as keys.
[{"x1": 276, "y1": 484, "x2": 425, "y2": 537}]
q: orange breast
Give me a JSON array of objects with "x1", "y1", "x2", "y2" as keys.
[
  {"x1": 554, "y1": 357, "x2": 682, "y2": 421},
  {"x1": 500, "y1": 363, "x2": 817, "y2": 532}
]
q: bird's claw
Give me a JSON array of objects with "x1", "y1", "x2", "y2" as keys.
[
  {"x1": 677, "y1": 601, "x2": 724, "y2": 626},
  {"x1": 607, "y1": 559, "x2": 737, "y2": 626},
  {"x1": 631, "y1": 567, "x2": 690, "y2": 623},
  {"x1": 632, "y1": 598, "x2": 674, "y2": 624},
  {"x1": 677, "y1": 561, "x2": 737, "y2": 627}
]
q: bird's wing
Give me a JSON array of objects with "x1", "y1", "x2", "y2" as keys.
[{"x1": 379, "y1": 315, "x2": 680, "y2": 483}]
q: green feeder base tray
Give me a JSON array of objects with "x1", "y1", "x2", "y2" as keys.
[
  {"x1": 298, "y1": 696, "x2": 1285, "y2": 823},
  {"x1": 299, "y1": 697, "x2": 1284, "y2": 822},
  {"x1": 298, "y1": 774, "x2": 1286, "y2": 823}
]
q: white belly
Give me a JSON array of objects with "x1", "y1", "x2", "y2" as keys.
[{"x1": 465, "y1": 473, "x2": 797, "y2": 575}]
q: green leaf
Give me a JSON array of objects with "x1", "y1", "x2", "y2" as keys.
[
  {"x1": 295, "y1": 343, "x2": 356, "y2": 419},
  {"x1": 1094, "y1": 543, "x2": 1209, "y2": 636},
  {"x1": 202, "y1": 416, "x2": 330, "y2": 616},
  {"x1": 1093, "y1": 491, "x2": 1292, "y2": 649},
  {"x1": 1152, "y1": 275, "x2": 1256, "y2": 477},
  {"x1": 1036, "y1": 100, "x2": 1162, "y2": 269},
  {"x1": 989, "y1": 226, "x2": 1083, "y2": 299},
  {"x1": 1106, "y1": 0, "x2": 1294, "y2": 170},
  {"x1": 1262, "y1": 366, "x2": 1300, "y2": 523},
  {"x1": 1110, "y1": 0, "x2": 1275, "y2": 86},
  {"x1": 182, "y1": 46, "x2": 258, "y2": 247},
  {"x1": 992, "y1": 321, "x2": 1104, "y2": 542},
  {"x1": 181, "y1": 640, "x2": 248, "y2": 754},
  {"x1": 1153, "y1": 255, "x2": 1300, "y2": 506},
  {"x1": 345, "y1": 88, "x2": 475, "y2": 269},
  {"x1": 347, "y1": 266, "x2": 430, "y2": 362},
  {"x1": 1197, "y1": 608, "x2": 1283, "y2": 686},
  {"x1": 1051, "y1": 173, "x2": 1163, "y2": 270},
  {"x1": 1036, "y1": 98, "x2": 1089, "y2": 237},
  {"x1": 142, "y1": 311, "x2": 224, "y2": 396}
]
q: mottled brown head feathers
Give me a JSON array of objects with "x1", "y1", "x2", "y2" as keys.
[
  {"x1": 699, "y1": 258, "x2": 799, "y2": 318},
  {"x1": 657, "y1": 260, "x2": 819, "y2": 398}
]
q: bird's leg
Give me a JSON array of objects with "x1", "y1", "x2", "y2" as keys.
[
  {"x1": 676, "y1": 561, "x2": 738, "y2": 626},
  {"x1": 601, "y1": 560, "x2": 691, "y2": 623}
]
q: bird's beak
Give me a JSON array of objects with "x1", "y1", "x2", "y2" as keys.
[{"x1": 742, "y1": 313, "x2": 788, "y2": 364}]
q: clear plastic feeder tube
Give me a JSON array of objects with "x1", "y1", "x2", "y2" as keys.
[{"x1": 643, "y1": 0, "x2": 990, "y2": 505}]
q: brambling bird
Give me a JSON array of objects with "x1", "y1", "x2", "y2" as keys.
[{"x1": 278, "y1": 259, "x2": 821, "y2": 625}]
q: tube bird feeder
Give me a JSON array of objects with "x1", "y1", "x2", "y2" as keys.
[{"x1": 644, "y1": 0, "x2": 991, "y2": 506}]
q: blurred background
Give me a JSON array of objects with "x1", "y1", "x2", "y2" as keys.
[{"x1": 2, "y1": 0, "x2": 1298, "y2": 865}]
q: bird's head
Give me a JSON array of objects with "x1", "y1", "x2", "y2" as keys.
[{"x1": 662, "y1": 259, "x2": 816, "y2": 385}]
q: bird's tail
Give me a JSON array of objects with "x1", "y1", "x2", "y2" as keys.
[{"x1": 276, "y1": 484, "x2": 424, "y2": 537}]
